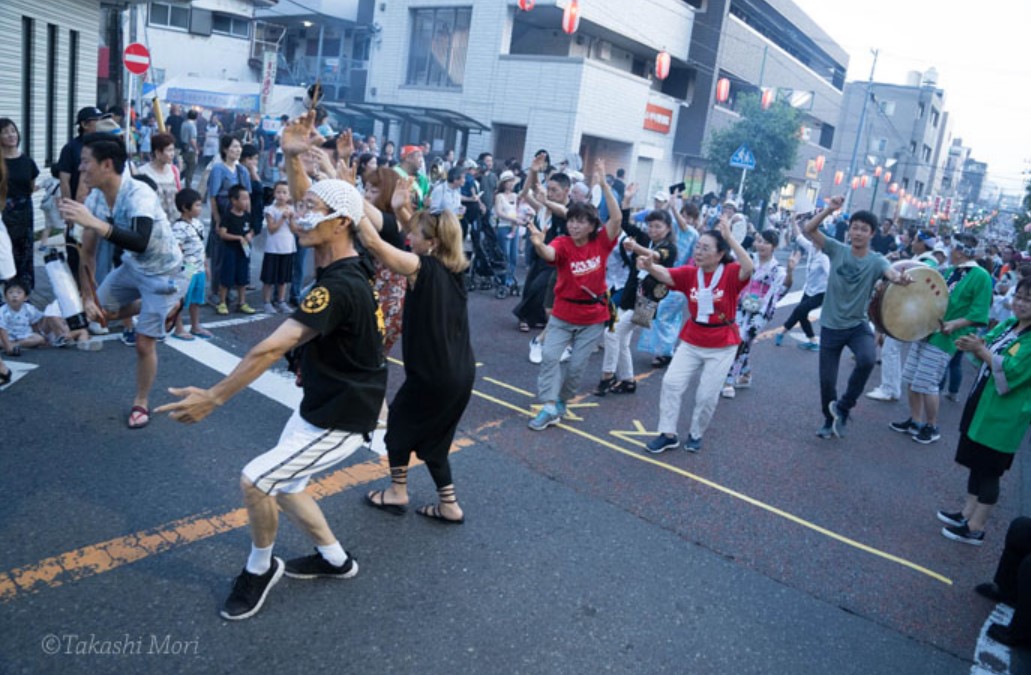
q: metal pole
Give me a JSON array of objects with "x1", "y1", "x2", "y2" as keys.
[
  {"x1": 843, "y1": 49, "x2": 878, "y2": 212},
  {"x1": 738, "y1": 167, "x2": 747, "y2": 205},
  {"x1": 869, "y1": 176, "x2": 880, "y2": 211}
]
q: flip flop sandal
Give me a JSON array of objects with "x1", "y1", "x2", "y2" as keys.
[
  {"x1": 171, "y1": 332, "x2": 196, "y2": 341},
  {"x1": 518, "y1": 322, "x2": 530, "y2": 333},
  {"x1": 365, "y1": 490, "x2": 406, "y2": 516},
  {"x1": 128, "y1": 405, "x2": 150, "y2": 429},
  {"x1": 416, "y1": 504, "x2": 464, "y2": 525},
  {"x1": 190, "y1": 329, "x2": 214, "y2": 339}
]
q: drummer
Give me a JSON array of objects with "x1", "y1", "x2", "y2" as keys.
[
  {"x1": 802, "y1": 196, "x2": 913, "y2": 439},
  {"x1": 889, "y1": 234, "x2": 992, "y2": 444}
]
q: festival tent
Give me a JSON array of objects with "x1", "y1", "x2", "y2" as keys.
[{"x1": 154, "y1": 76, "x2": 306, "y2": 117}]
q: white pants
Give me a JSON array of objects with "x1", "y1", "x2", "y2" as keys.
[
  {"x1": 657, "y1": 340, "x2": 738, "y2": 439},
  {"x1": 601, "y1": 309, "x2": 635, "y2": 381},
  {"x1": 0, "y1": 221, "x2": 15, "y2": 281},
  {"x1": 878, "y1": 336, "x2": 902, "y2": 398}
]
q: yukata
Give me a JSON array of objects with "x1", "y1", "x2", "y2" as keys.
[{"x1": 728, "y1": 255, "x2": 788, "y2": 382}]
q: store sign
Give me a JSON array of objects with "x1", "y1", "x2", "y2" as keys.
[
  {"x1": 259, "y1": 51, "x2": 278, "y2": 115},
  {"x1": 643, "y1": 103, "x2": 673, "y2": 134},
  {"x1": 166, "y1": 88, "x2": 260, "y2": 113}
]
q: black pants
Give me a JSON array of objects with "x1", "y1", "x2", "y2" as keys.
[
  {"x1": 783, "y1": 291, "x2": 824, "y2": 338},
  {"x1": 819, "y1": 323, "x2": 877, "y2": 423},
  {"x1": 968, "y1": 468, "x2": 1001, "y2": 505},
  {"x1": 994, "y1": 517, "x2": 1031, "y2": 637},
  {"x1": 3, "y1": 206, "x2": 35, "y2": 290}
]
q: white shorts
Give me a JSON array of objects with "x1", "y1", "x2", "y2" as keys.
[{"x1": 242, "y1": 408, "x2": 365, "y2": 495}]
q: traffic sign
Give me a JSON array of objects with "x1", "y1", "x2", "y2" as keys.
[
  {"x1": 123, "y1": 43, "x2": 151, "y2": 75},
  {"x1": 730, "y1": 144, "x2": 756, "y2": 170}
]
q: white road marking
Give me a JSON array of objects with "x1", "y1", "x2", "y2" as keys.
[
  {"x1": 91, "y1": 313, "x2": 275, "y2": 343},
  {"x1": 0, "y1": 360, "x2": 39, "y2": 391},
  {"x1": 971, "y1": 603, "x2": 1013, "y2": 675},
  {"x1": 164, "y1": 328, "x2": 387, "y2": 455}
]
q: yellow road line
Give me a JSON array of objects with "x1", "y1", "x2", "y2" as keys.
[{"x1": 474, "y1": 377, "x2": 952, "y2": 586}]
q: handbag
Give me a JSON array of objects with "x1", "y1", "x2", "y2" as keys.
[{"x1": 631, "y1": 286, "x2": 658, "y2": 328}]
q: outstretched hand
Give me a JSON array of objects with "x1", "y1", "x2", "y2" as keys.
[
  {"x1": 336, "y1": 129, "x2": 355, "y2": 165},
  {"x1": 391, "y1": 175, "x2": 416, "y2": 213},
  {"x1": 827, "y1": 195, "x2": 845, "y2": 211},
  {"x1": 593, "y1": 158, "x2": 606, "y2": 185},
  {"x1": 281, "y1": 111, "x2": 324, "y2": 158},
  {"x1": 154, "y1": 386, "x2": 219, "y2": 424},
  {"x1": 526, "y1": 221, "x2": 545, "y2": 247}
]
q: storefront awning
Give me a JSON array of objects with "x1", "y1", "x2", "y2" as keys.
[{"x1": 322, "y1": 101, "x2": 489, "y2": 133}]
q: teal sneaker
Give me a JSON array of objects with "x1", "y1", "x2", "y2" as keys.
[{"x1": 529, "y1": 406, "x2": 561, "y2": 431}]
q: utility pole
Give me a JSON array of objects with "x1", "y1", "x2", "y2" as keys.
[{"x1": 843, "y1": 49, "x2": 878, "y2": 213}]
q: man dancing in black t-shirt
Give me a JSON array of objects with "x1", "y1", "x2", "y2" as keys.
[{"x1": 158, "y1": 112, "x2": 387, "y2": 621}]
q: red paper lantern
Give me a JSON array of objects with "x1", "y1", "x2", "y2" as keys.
[
  {"x1": 861, "y1": 175, "x2": 869, "y2": 188},
  {"x1": 761, "y1": 87, "x2": 775, "y2": 110},
  {"x1": 834, "y1": 170, "x2": 844, "y2": 186},
  {"x1": 655, "y1": 50, "x2": 671, "y2": 81},
  {"x1": 883, "y1": 171, "x2": 892, "y2": 184},
  {"x1": 715, "y1": 77, "x2": 730, "y2": 103},
  {"x1": 814, "y1": 155, "x2": 825, "y2": 172},
  {"x1": 874, "y1": 166, "x2": 882, "y2": 178},
  {"x1": 518, "y1": 0, "x2": 535, "y2": 9},
  {"x1": 562, "y1": 0, "x2": 580, "y2": 34},
  {"x1": 888, "y1": 182, "x2": 898, "y2": 194},
  {"x1": 851, "y1": 177, "x2": 860, "y2": 190}
]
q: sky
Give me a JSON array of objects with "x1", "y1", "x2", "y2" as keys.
[{"x1": 792, "y1": 0, "x2": 1031, "y2": 197}]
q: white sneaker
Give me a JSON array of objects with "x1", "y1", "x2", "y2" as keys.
[
  {"x1": 560, "y1": 345, "x2": 572, "y2": 363},
  {"x1": 865, "y1": 387, "x2": 897, "y2": 402},
  {"x1": 721, "y1": 385, "x2": 736, "y2": 399},
  {"x1": 263, "y1": 302, "x2": 276, "y2": 314},
  {"x1": 88, "y1": 321, "x2": 109, "y2": 336},
  {"x1": 529, "y1": 336, "x2": 543, "y2": 364},
  {"x1": 276, "y1": 301, "x2": 293, "y2": 314}
]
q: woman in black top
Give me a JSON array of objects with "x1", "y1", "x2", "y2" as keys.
[
  {"x1": 358, "y1": 200, "x2": 474, "y2": 524},
  {"x1": 0, "y1": 119, "x2": 40, "y2": 291},
  {"x1": 594, "y1": 209, "x2": 677, "y2": 395}
]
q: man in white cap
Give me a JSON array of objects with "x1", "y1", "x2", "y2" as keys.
[{"x1": 158, "y1": 111, "x2": 387, "y2": 621}]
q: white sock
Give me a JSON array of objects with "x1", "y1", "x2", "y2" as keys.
[
  {"x1": 245, "y1": 544, "x2": 274, "y2": 575},
  {"x1": 317, "y1": 541, "x2": 347, "y2": 567}
]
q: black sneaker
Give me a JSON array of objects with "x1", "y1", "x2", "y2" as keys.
[
  {"x1": 913, "y1": 425, "x2": 941, "y2": 444},
  {"x1": 941, "y1": 523, "x2": 985, "y2": 546},
  {"x1": 220, "y1": 557, "x2": 284, "y2": 621},
  {"x1": 285, "y1": 549, "x2": 359, "y2": 580},
  {"x1": 645, "y1": 433, "x2": 679, "y2": 454},
  {"x1": 889, "y1": 418, "x2": 920, "y2": 435},
  {"x1": 936, "y1": 510, "x2": 967, "y2": 527},
  {"x1": 827, "y1": 401, "x2": 848, "y2": 438},
  {"x1": 816, "y1": 424, "x2": 834, "y2": 439},
  {"x1": 975, "y1": 582, "x2": 1007, "y2": 604},
  {"x1": 592, "y1": 376, "x2": 616, "y2": 397}
]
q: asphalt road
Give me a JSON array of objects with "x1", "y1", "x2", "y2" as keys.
[{"x1": 0, "y1": 256, "x2": 1024, "y2": 674}]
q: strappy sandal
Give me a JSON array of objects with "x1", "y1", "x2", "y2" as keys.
[
  {"x1": 592, "y1": 376, "x2": 617, "y2": 397},
  {"x1": 609, "y1": 380, "x2": 637, "y2": 394},
  {"x1": 518, "y1": 322, "x2": 530, "y2": 333},
  {"x1": 416, "y1": 485, "x2": 464, "y2": 525},
  {"x1": 651, "y1": 355, "x2": 672, "y2": 368},
  {"x1": 365, "y1": 467, "x2": 408, "y2": 516},
  {"x1": 128, "y1": 405, "x2": 150, "y2": 429}
]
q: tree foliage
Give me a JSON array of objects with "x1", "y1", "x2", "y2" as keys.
[
  {"x1": 1015, "y1": 180, "x2": 1031, "y2": 252},
  {"x1": 704, "y1": 94, "x2": 803, "y2": 208}
]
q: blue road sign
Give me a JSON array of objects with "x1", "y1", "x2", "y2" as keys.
[{"x1": 730, "y1": 144, "x2": 756, "y2": 170}]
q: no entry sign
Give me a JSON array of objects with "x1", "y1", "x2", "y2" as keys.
[{"x1": 123, "y1": 43, "x2": 151, "y2": 75}]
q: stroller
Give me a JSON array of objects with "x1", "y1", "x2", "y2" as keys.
[{"x1": 467, "y1": 215, "x2": 520, "y2": 298}]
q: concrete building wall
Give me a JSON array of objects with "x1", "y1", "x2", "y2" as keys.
[{"x1": 0, "y1": 0, "x2": 101, "y2": 168}]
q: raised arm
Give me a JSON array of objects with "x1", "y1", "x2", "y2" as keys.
[
  {"x1": 594, "y1": 159, "x2": 622, "y2": 241},
  {"x1": 281, "y1": 111, "x2": 323, "y2": 203},
  {"x1": 356, "y1": 214, "x2": 420, "y2": 282},
  {"x1": 525, "y1": 220, "x2": 556, "y2": 263},
  {"x1": 718, "y1": 214, "x2": 754, "y2": 281},
  {"x1": 803, "y1": 195, "x2": 843, "y2": 250}
]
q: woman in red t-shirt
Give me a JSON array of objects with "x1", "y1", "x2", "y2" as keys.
[
  {"x1": 638, "y1": 216, "x2": 753, "y2": 452},
  {"x1": 525, "y1": 159, "x2": 622, "y2": 431}
]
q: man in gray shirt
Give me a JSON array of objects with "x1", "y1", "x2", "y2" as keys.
[
  {"x1": 180, "y1": 110, "x2": 199, "y2": 188},
  {"x1": 477, "y1": 152, "x2": 498, "y2": 225},
  {"x1": 804, "y1": 195, "x2": 912, "y2": 439}
]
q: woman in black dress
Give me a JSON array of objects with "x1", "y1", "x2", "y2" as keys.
[
  {"x1": 358, "y1": 200, "x2": 474, "y2": 524},
  {"x1": 0, "y1": 119, "x2": 40, "y2": 291}
]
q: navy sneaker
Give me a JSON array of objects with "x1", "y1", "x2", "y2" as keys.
[
  {"x1": 889, "y1": 418, "x2": 921, "y2": 435},
  {"x1": 645, "y1": 434, "x2": 679, "y2": 454},
  {"x1": 120, "y1": 329, "x2": 136, "y2": 346},
  {"x1": 220, "y1": 557, "x2": 284, "y2": 621},
  {"x1": 682, "y1": 436, "x2": 702, "y2": 452},
  {"x1": 828, "y1": 401, "x2": 848, "y2": 438},
  {"x1": 913, "y1": 425, "x2": 941, "y2": 444},
  {"x1": 936, "y1": 510, "x2": 967, "y2": 528},
  {"x1": 941, "y1": 523, "x2": 985, "y2": 546}
]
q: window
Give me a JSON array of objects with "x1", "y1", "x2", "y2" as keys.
[
  {"x1": 917, "y1": 103, "x2": 925, "y2": 118},
  {"x1": 915, "y1": 181, "x2": 925, "y2": 197},
  {"x1": 901, "y1": 177, "x2": 909, "y2": 190},
  {"x1": 930, "y1": 108, "x2": 940, "y2": 128},
  {"x1": 868, "y1": 137, "x2": 887, "y2": 153},
  {"x1": 909, "y1": 141, "x2": 917, "y2": 155},
  {"x1": 68, "y1": 30, "x2": 78, "y2": 139},
  {"x1": 22, "y1": 17, "x2": 32, "y2": 158},
  {"x1": 212, "y1": 13, "x2": 250, "y2": 39},
  {"x1": 922, "y1": 145, "x2": 932, "y2": 162},
  {"x1": 406, "y1": 7, "x2": 472, "y2": 89},
  {"x1": 46, "y1": 23, "x2": 57, "y2": 166},
  {"x1": 878, "y1": 100, "x2": 895, "y2": 116},
  {"x1": 150, "y1": 2, "x2": 190, "y2": 30},
  {"x1": 819, "y1": 124, "x2": 834, "y2": 149}
]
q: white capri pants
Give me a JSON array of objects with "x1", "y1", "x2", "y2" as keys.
[{"x1": 657, "y1": 339, "x2": 738, "y2": 440}]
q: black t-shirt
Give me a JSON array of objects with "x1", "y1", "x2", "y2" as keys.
[
  {"x1": 55, "y1": 137, "x2": 85, "y2": 197},
  {"x1": 543, "y1": 202, "x2": 570, "y2": 244},
  {"x1": 220, "y1": 210, "x2": 250, "y2": 252},
  {"x1": 4, "y1": 155, "x2": 40, "y2": 204},
  {"x1": 291, "y1": 256, "x2": 387, "y2": 432},
  {"x1": 166, "y1": 114, "x2": 184, "y2": 146},
  {"x1": 871, "y1": 231, "x2": 898, "y2": 255}
]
